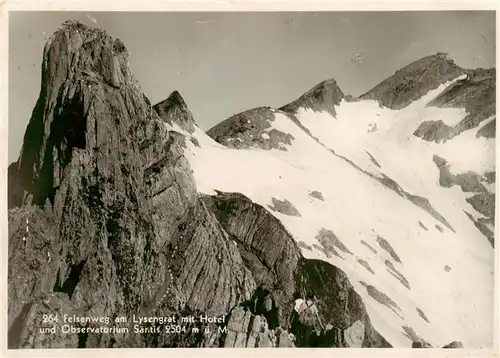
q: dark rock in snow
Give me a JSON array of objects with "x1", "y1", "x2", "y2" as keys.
[
  {"x1": 384, "y1": 260, "x2": 411, "y2": 290},
  {"x1": 484, "y1": 171, "x2": 495, "y2": 184},
  {"x1": 414, "y1": 67, "x2": 496, "y2": 141},
  {"x1": 464, "y1": 211, "x2": 495, "y2": 247},
  {"x1": 14, "y1": 19, "x2": 484, "y2": 350},
  {"x1": 359, "y1": 281, "x2": 401, "y2": 318},
  {"x1": 330, "y1": 151, "x2": 455, "y2": 233},
  {"x1": 442, "y1": 341, "x2": 464, "y2": 348},
  {"x1": 411, "y1": 341, "x2": 433, "y2": 348},
  {"x1": 418, "y1": 221, "x2": 428, "y2": 231},
  {"x1": 280, "y1": 78, "x2": 345, "y2": 117},
  {"x1": 432, "y1": 154, "x2": 494, "y2": 245},
  {"x1": 204, "y1": 192, "x2": 390, "y2": 348}
]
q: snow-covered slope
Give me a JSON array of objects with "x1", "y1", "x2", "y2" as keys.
[{"x1": 155, "y1": 57, "x2": 495, "y2": 348}]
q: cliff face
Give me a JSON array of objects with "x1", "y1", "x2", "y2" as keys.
[
  {"x1": 358, "y1": 53, "x2": 464, "y2": 109},
  {"x1": 8, "y1": 21, "x2": 387, "y2": 349}
]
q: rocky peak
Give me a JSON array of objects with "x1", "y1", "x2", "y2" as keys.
[
  {"x1": 42, "y1": 20, "x2": 135, "y2": 94},
  {"x1": 153, "y1": 90, "x2": 196, "y2": 133},
  {"x1": 359, "y1": 52, "x2": 464, "y2": 109},
  {"x1": 413, "y1": 66, "x2": 496, "y2": 143},
  {"x1": 280, "y1": 78, "x2": 345, "y2": 117},
  {"x1": 207, "y1": 106, "x2": 295, "y2": 151}
]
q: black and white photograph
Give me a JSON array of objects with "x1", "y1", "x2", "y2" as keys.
[{"x1": 3, "y1": 6, "x2": 497, "y2": 352}]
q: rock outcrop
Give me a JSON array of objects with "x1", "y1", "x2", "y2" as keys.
[
  {"x1": 8, "y1": 21, "x2": 391, "y2": 349},
  {"x1": 152, "y1": 90, "x2": 196, "y2": 133},
  {"x1": 359, "y1": 53, "x2": 463, "y2": 109},
  {"x1": 203, "y1": 192, "x2": 391, "y2": 348},
  {"x1": 205, "y1": 79, "x2": 347, "y2": 150},
  {"x1": 222, "y1": 306, "x2": 294, "y2": 347},
  {"x1": 206, "y1": 106, "x2": 295, "y2": 150}
]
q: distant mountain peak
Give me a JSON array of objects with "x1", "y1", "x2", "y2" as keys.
[
  {"x1": 413, "y1": 64, "x2": 496, "y2": 143},
  {"x1": 280, "y1": 78, "x2": 345, "y2": 117},
  {"x1": 51, "y1": 20, "x2": 130, "y2": 60},
  {"x1": 153, "y1": 90, "x2": 196, "y2": 133},
  {"x1": 359, "y1": 52, "x2": 464, "y2": 109},
  {"x1": 15, "y1": 21, "x2": 138, "y2": 207}
]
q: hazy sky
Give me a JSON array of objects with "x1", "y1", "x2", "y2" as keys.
[{"x1": 9, "y1": 11, "x2": 496, "y2": 163}]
